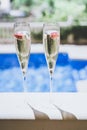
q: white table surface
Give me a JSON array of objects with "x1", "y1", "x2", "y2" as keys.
[{"x1": 0, "y1": 93, "x2": 87, "y2": 120}]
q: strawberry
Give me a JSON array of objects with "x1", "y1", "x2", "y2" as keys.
[
  {"x1": 14, "y1": 33, "x2": 23, "y2": 39},
  {"x1": 50, "y1": 32, "x2": 59, "y2": 39}
]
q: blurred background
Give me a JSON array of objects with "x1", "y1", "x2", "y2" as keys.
[
  {"x1": 0, "y1": 0, "x2": 87, "y2": 44},
  {"x1": 0, "y1": 0, "x2": 87, "y2": 92}
]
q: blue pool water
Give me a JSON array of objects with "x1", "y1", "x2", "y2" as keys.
[{"x1": 0, "y1": 53, "x2": 87, "y2": 92}]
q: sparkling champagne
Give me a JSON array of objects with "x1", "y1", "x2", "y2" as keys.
[
  {"x1": 43, "y1": 30, "x2": 59, "y2": 75},
  {"x1": 14, "y1": 31, "x2": 31, "y2": 79}
]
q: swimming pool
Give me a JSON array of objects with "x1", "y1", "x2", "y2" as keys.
[{"x1": 0, "y1": 52, "x2": 87, "y2": 92}]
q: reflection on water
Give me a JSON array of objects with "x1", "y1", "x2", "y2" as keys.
[
  {"x1": 0, "y1": 65, "x2": 87, "y2": 92},
  {"x1": 0, "y1": 53, "x2": 87, "y2": 92}
]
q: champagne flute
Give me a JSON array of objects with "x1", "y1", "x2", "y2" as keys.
[
  {"x1": 14, "y1": 22, "x2": 31, "y2": 92},
  {"x1": 43, "y1": 23, "x2": 60, "y2": 93}
]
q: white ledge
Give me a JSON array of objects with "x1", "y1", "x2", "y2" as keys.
[
  {"x1": 0, "y1": 93, "x2": 87, "y2": 120},
  {"x1": 0, "y1": 44, "x2": 87, "y2": 60}
]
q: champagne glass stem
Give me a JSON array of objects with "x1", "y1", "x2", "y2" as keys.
[
  {"x1": 23, "y1": 75, "x2": 27, "y2": 92},
  {"x1": 49, "y1": 73, "x2": 53, "y2": 104},
  {"x1": 50, "y1": 74, "x2": 53, "y2": 93}
]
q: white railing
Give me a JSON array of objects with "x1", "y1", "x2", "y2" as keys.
[
  {"x1": 0, "y1": 22, "x2": 44, "y2": 44},
  {"x1": 0, "y1": 21, "x2": 73, "y2": 44},
  {"x1": 0, "y1": 22, "x2": 14, "y2": 44},
  {"x1": 0, "y1": 21, "x2": 86, "y2": 44}
]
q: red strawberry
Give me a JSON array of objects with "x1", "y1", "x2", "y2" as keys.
[
  {"x1": 50, "y1": 32, "x2": 59, "y2": 39},
  {"x1": 14, "y1": 33, "x2": 23, "y2": 39}
]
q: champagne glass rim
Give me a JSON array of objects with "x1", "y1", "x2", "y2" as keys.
[
  {"x1": 14, "y1": 21, "x2": 30, "y2": 33},
  {"x1": 43, "y1": 22, "x2": 60, "y2": 26},
  {"x1": 14, "y1": 21, "x2": 30, "y2": 26}
]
